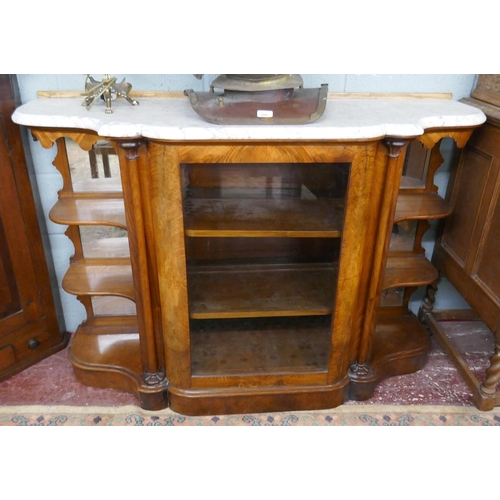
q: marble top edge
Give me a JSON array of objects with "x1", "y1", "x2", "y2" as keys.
[{"x1": 12, "y1": 96, "x2": 486, "y2": 141}]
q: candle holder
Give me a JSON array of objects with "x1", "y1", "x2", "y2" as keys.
[{"x1": 82, "y1": 74, "x2": 139, "y2": 114}]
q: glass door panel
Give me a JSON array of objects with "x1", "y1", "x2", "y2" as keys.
[{"x1": 181, "y1": 162, "x2": 351, "y2": 377}]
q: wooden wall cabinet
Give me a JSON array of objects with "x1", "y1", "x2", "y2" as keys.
[
  {"x1": 12, "y1": 95, "x2": 483, "y2": 414},
  {"x1": 0, "y1": 75, "x2": 68, "y2": 380}
]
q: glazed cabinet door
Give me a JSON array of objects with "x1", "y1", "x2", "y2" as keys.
[{"x1": 147, "y1": 141, "x2": 382, "y2": 414}]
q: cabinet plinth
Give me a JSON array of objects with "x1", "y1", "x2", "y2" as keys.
[{"x1": 13, "y1": 95, "x2": 485, "y2": 414}]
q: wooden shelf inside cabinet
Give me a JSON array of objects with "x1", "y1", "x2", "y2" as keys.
[
  {"x1": 62, "y1": 260, "x2": 134, "y2": 300},
  {"x1": 394, "y1": 193, "x2": 452, "y2": 223},
  {"x1": 190, "y1": 315, "x2": 331, "y2": 378},
  {"x1": 187, "y1": 262, "x2": 337, "y2": 319},
  {"x1": 49, "y1": 197, "x2": 126, "y2": 228},
  {"x1": 384, "y1": 254, "x2": 438, "y2": 290},
  {"x1": 183, "y1": 198, "x2": 345, "y2": 238}
]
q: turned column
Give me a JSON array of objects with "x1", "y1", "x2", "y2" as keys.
[
  {"x1": 349, "y1": 138, "x2": 409, "y2": 394},
  {"x1": 114, "y1": 139, "x2": 168, "y2": 408},
  {"x1": 476, "y1": 340, "x2": 500, "y2": 410}
]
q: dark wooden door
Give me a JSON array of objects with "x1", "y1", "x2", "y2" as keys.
[
  {"x1": 0, "y1": 74, "x2": 69, "y2": 379},
  {"x1": 434, "y1": 119, "x2": 500, "y2": 332}
]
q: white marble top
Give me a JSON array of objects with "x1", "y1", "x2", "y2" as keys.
[{"x1": 12, "y1": 96, "x2": 486, "y2": 141}]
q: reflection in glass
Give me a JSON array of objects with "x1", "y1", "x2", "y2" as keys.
[
  {"x1": 66, "y1": 138, "x2": 122, "y2": 193},
  {"x1": 380, "y1": 287, "x2": 405, "y2": 307},
  {"x1": 390, "y1": 221, "x2": 418, "y2": 252},
  {"x1": 92, "y1": 296, "x2": 136, "y2": 316},
  {"x1": 79, "y1": 226, "x2": 129, "y2": 259},
  {"x1": 182, "y1": 162, "x2": 351, "y2": 376}
]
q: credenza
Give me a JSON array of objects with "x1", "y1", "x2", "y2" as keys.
[{"x1": 12, "y1": 93, "x2": 485, "y2": 414}]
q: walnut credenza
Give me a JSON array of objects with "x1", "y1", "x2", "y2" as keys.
[{"x1": 12, "y1": 94, "x2": 485, "y2": 414}]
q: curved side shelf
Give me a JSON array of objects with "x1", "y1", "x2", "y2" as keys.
[
  {"x1": 384, "y1": 254, "x2": 438, "y2": 290},
  {"x1": 394, "y1": 193, "x2": 452, "y2": 223},
  {"x1": 349, "y1": 314, "x2": 431, "y2": 400},
  {"x1": 69, "y1": 316, "x2": 141, "y2": 381},
  {"x1": 50, "y1": 197, "x2": 127, "y2": 228},
  {"x1": 68, "y1": 315, "x2": 168, "y2": 410},
  {"x1": 62, "y1": 260, "x2": 135, "y2": 301}
]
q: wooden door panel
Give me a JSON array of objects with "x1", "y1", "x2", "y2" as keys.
[
  {"x1": 435, "y1": 121, "x2": 500, "y2": 332},
  {"x1": 441, "y1": 144, "x2": 492, "y2": 267},
  {"x1": 0, "y1": 118, "x2": 44, "y2": 333},
  {"x1": 0, "y1": 214, "x2": 21, "y2": 319},
  {"x1": 474, "y1": 180, "x2": 500, "y2": 301},
  {"x1": 0, "y1": 74, "x2": 68, "y2": 381}
]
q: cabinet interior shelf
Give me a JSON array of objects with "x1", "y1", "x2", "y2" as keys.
[
  {"x1": 183, "y1": 198, "x2": 345, "y2": 238},
  {"x1": 189, "y1": 313, "x2": 429, "y2": 380},
  {"x1": 187, "y1": 262, "x2": 337, "y2": 319},
  {"x1": 61, "y1": 254, "x2": 437, "y2": 317},
  {"x1": 190, "y1": 315, "x2": 331, "y2": 377}
]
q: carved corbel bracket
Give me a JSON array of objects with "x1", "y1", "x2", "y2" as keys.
[
  {"x1": 348, "y1": 362, "x2": 374, "y2": 379},
  {"x1": 143, "y1": 371, "x2": 167, "y2": 386},
  {"x1": 114, "y1": 139, "x2": 145, "y2": 160},
  {"x1": 384, "y1": 139, "x2": 408, "y2": 158},
  {"x1": 418, "y1": 128, "x2": 475, "y2": 150},
  {"x1": 31, "y1": 128, "x2": 100, "y2": 151}
]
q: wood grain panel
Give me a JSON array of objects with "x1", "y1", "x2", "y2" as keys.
[
  {"x1": 474, "y1": 190, "x2": 500, "y2": 300},
  {"x1": 148, "y1": 143, "x2": 192, "y2": 388},
  {"x1": 442, "y1": 144, "x2": 493, "y2": 266}
]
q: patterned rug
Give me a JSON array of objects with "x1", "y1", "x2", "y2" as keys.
[{"x1": 1, "y1": 403, "x2": 499, "y2": 426}]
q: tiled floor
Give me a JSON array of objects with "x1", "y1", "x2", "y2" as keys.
[{"x1": 0, "y1": 317, "x2": 496, "y2": 408}]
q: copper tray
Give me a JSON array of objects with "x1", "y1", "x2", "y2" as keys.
[{"x1": 184, "y1": 83, "x2": 328, "y2": 125}]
